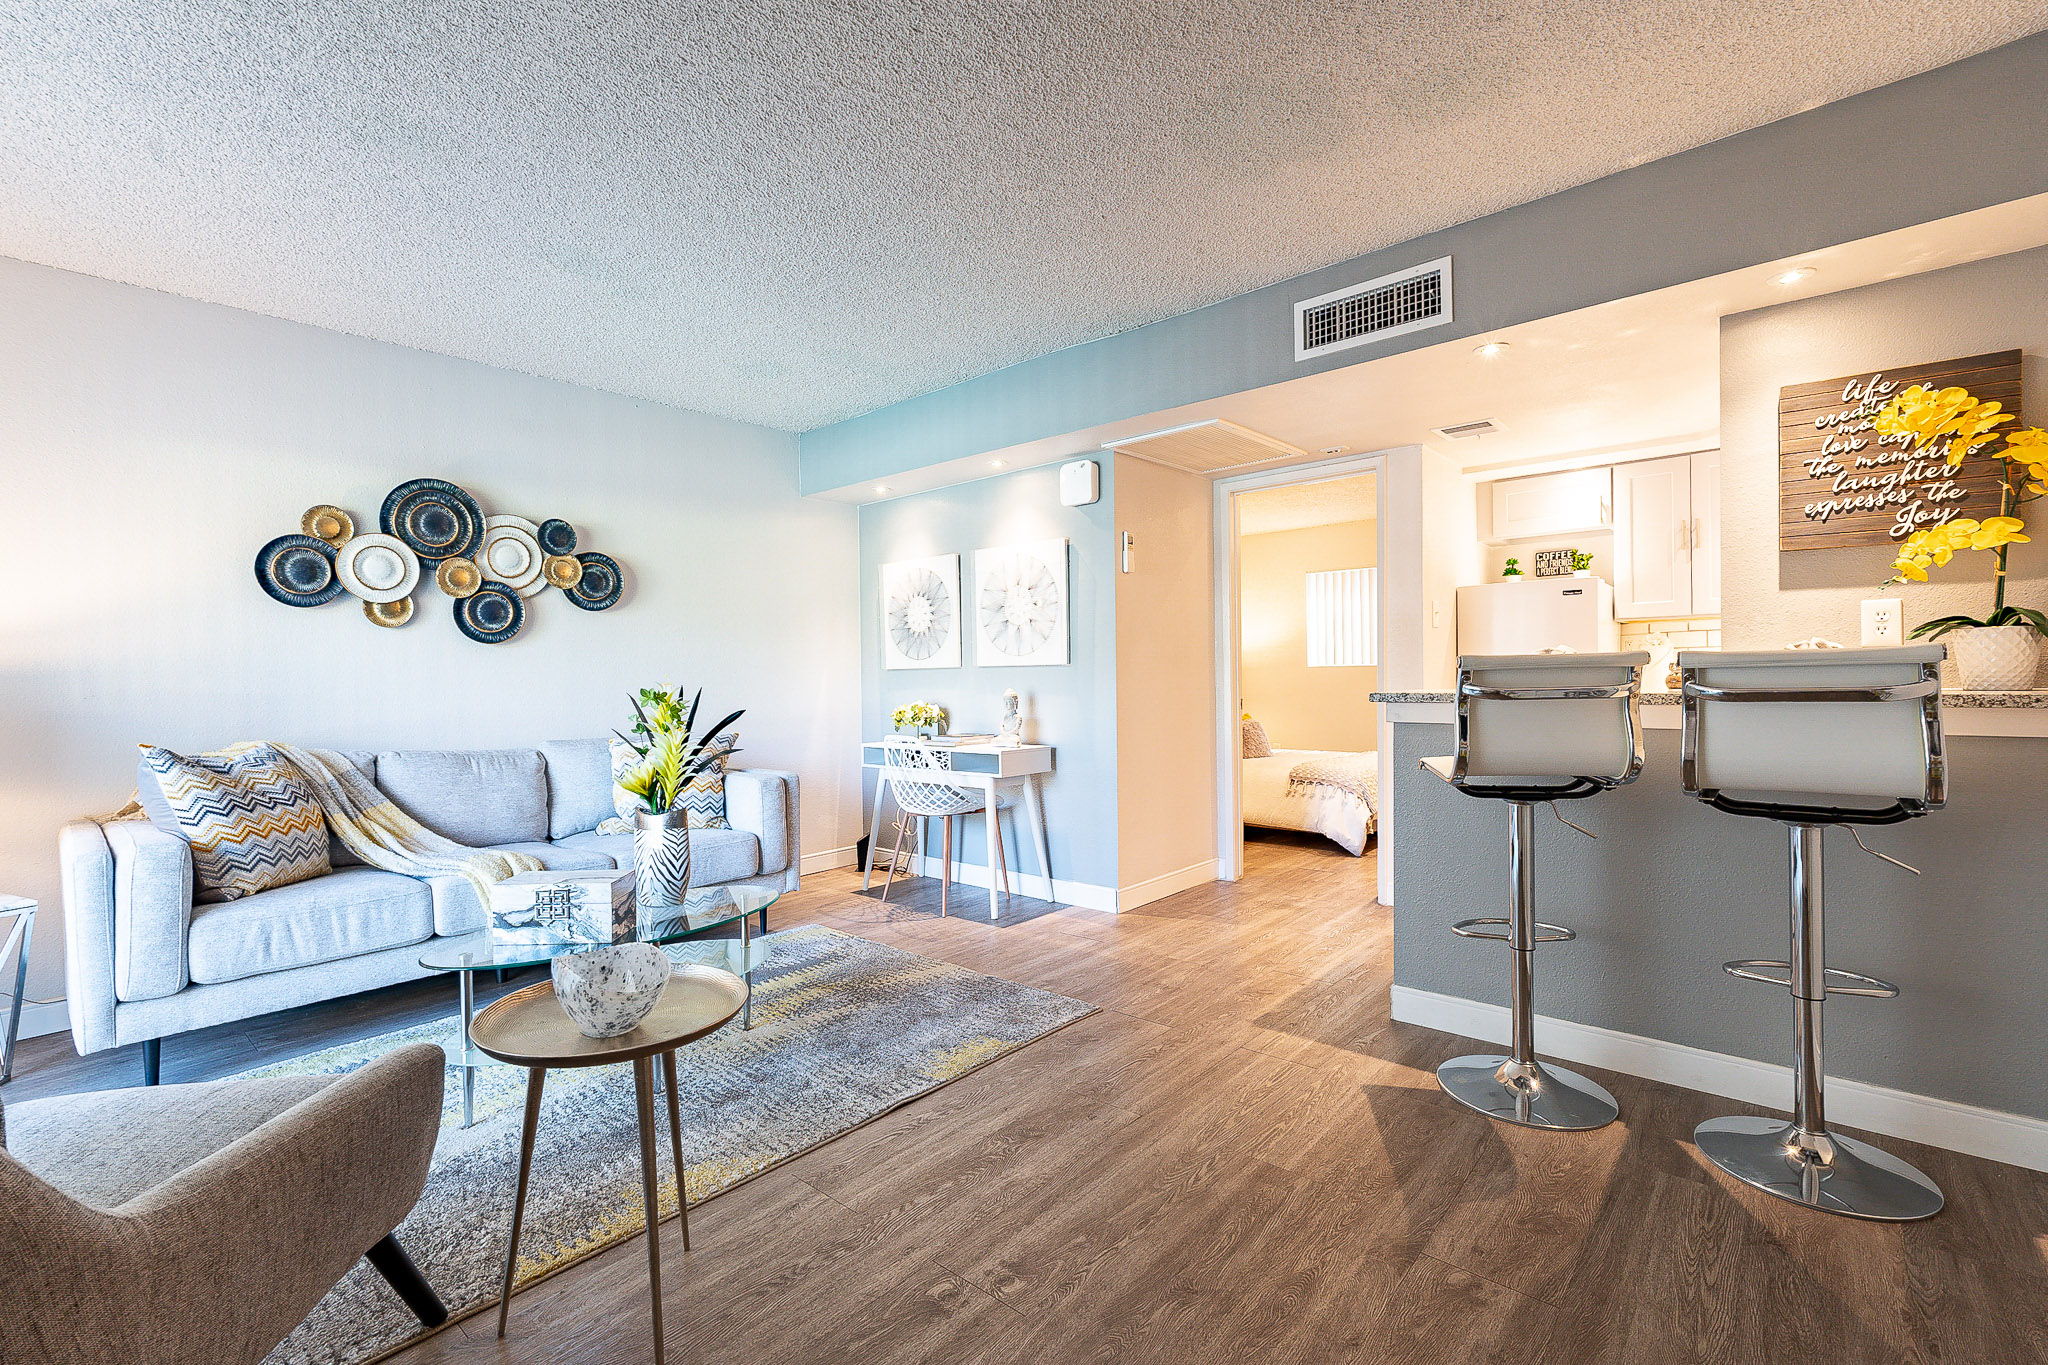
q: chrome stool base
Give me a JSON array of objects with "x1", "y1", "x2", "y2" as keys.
[
  {"x1": 1436, "y1": 1053, "x2": 1619, "y2": 1132},
  {"x1": 1694, "y1": 1115, "x2": 1943, "y2": 1221}
]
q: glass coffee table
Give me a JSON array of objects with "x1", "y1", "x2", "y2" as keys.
[{"x1": 421, "y1": 883, "x2": 779, "y2": 1127}]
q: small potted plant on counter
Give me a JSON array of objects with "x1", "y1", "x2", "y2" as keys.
[
  {"x1": 1501, "y1": 557, "x2": 1523, "y2": 579},
  {"x1": 1570, "y1": 550, "x2": 1596, "y2": 578},
  {"x1": 1878, "y1": 384, "x2": 2048, "y2": 690}
]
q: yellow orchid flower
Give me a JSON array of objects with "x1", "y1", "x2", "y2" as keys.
[{"x1": 1967, "y1": 516, "x2": 2031, "y2": 549}]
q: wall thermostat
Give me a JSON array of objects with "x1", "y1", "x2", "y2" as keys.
[{"x1": 1059, "y1": 459, "x2": 1101, "y2": 507}]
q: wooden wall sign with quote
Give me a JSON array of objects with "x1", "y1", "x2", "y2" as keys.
[{"x1": 1779, "y1": 349, "x2": 2021, "y2": 551}]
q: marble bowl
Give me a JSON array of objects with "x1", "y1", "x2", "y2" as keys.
[{"x1": 551, "y1": 943, "x2": 671, "y2": 1038}]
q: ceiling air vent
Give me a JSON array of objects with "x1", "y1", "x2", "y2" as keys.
[
  {"x1": 1295, "y1": 256, "x2": 1453, "y2": 361},
  {"x1": 1432, "y1": 419, "x2": 1499, "y2": 441},
  {"x1": 1104, "y1": 418, "x2": 1306, "y2": 474}
]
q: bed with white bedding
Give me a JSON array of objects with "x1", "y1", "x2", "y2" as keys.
[{"x1": 1242, "y1": 748, "x2": 1379, "y2": 856}]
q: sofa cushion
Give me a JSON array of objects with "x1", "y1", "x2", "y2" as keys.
[
  {"x1": 138, "y1": 744, "x2": 331, "y2": 903},
  {"x1": 607, "y1": 731, "x2": 736, "y2": 830},
  {"x1": 423, "y1": 841, "x2": 621, "y2": 936},
  {"x1": 187, "y1": 867, "x2": 432, "y2": 985},
  {"x1": 554, "y1": 827, "x2": 761, "y2": 885},
  {"x1": 542, "y1": 739, "x2": 614, "y2": 840},
  {"x1": 136, "y1": 748, "x2": 374, "y2": 868},
  {"x1": 375, "y1": 748, "x2": 548, "y2": 847}
]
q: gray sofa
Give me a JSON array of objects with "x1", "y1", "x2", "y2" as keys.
[{"x1": 59, "y1": 740, "x2": 799, "y2": 1079}]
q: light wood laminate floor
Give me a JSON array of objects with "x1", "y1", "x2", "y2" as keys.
[{"x1": 13, "y1": 833, "x2": 2046, "y2": 1362}]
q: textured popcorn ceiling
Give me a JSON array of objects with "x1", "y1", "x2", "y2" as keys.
[{"x1": 2, "y1": 3, "x2": 2042, "y2": 432}]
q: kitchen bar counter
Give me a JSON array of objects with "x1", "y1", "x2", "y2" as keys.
[{"x1": 1371, "y1": 690, "x2": 2048, "y2": 1169}]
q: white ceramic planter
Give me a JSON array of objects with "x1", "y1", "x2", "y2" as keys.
[
  {"x1": 1946, "y1": 624, "x2": 2041, "y2": 691},
  {"x1": 551, "y1": 942, "x2": 671, "y2": 1038}
]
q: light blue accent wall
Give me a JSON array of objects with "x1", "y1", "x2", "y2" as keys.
[
  {"x1": 801, "y1": 31, "x2": 2048, "y2": 493},
  {"x1": 860, "y1": 461, "x2": 1117, "y2": 890}
]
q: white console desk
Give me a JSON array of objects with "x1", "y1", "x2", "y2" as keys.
[{"x1": 861, "y1": 740, "x2": 1054, "y2": 917}]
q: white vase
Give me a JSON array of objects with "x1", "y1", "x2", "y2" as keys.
[
  {"x1": 1946, "y1": 624, "x2": 2041, "y2": 691},
  {"x1": 551, "y1": 942, "x2": 671, "y2": 1038},
  {"x1": 633, "y1": 808, "x2": 691, "y2": 908}
]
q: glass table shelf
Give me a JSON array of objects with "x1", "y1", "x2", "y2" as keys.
[{"x1": 421, "y1": 882, "x2": 781, "y2": 1126}]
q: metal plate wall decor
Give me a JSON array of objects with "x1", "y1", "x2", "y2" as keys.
[
  {"x1": 380, "y1": 478, "x2": 485, "y2": 562},
  {"x1": 564, "y1": 551, "x2": 623, "y2": 611},
  {"x1": 364, "y1": 597, "x2": 414, "y2": 628},
  {"x1": 301, "y1": 505, "x2": 355, "y2": 545},
  {"x1": 481, "y1": 515, "x2": 549, "y2": 597},
  {"x1": 436, "y1": 556, "x2": 483, "y2": 598},
  {"x1": 254, "y1": 534, "x2": 344, "y2": 607},
  {"x1": 334, "y1": 532, "x2": 422, "y2": 603},
  {"x1": 255, "y1": 483, "x2": 626, "y2": 643},
  {"x1": 537, "y1": 518, "x2": 578, "y2": 556},
  {"x1": 542, "y1": 554, "x2": 583, "y2": 589},
  {"x1": 454, "y1": 580, "x2": 526, "y2": 644}
]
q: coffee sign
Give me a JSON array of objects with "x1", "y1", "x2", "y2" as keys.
[{"x1": 1778, "y1": 350, "x2": 2021, "y2": 551}]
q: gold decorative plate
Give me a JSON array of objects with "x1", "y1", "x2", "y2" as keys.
[
  {"x1": 364, "y1": 597, "x2": 413, "y2": 628},
  {"x1": 302, "y1": 504, "x2": 355, "y2": 546},
  {"x1": 543, "y1": 554, "x2": 584, "y2": 590},
  {"x1": 436, "y1": 557, "x2": 483, "y2": 598}
]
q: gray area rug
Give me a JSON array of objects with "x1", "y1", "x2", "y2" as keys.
[{"x1": 250, "y1": 923, "x2": 1095, "y2": 1365}]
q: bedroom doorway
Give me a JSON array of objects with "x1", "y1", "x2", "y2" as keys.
[{"x1": 1214, "y1": 458, "x2": 1385, "y2": 887}]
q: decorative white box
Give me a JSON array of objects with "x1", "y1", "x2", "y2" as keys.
[{"x1": 489, "y1": 870, "x2": 637, "y2": 946}]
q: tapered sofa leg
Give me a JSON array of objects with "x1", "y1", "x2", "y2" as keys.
[
  {"x1": 141, "y1": 1038, "x2": 160, "y2": 1086},
  {"x1": 366, "y1": 1233, "x2": 449, "y2": 1326}
]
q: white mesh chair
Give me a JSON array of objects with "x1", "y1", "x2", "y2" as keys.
[
  {"x1": 878, "y1": 744, "x2": 1010, "y2": 918},
  {"x1": 1421, "y1": 652, "x2": 1649, "y2": 1131},
  {"x1": 1679, "y1": 645, "x2": 1946, "y2": 1221}
]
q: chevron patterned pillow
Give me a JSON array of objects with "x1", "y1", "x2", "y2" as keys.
[
  {"x1": 607, "y1": 731, "x2": 735, "y2": 830},
  {"x1": 140, "y1": 743, "x2": 332, "y2": 902}
]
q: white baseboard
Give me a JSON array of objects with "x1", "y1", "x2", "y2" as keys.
[
  {"x1": 1390, "y1": 985, "x2": 2048, "y2": 1174},
  {"x1": 799, "y1": 845, "x2": 859, "y2": 876},
  {"x1": 892, "y1": 853, "x2": 1119, "y2": 913},
  {"x1": 16, "y1": 999, "x2": 70, "y2": 1042},
  {"x1": 1116, "y1": 859, "x2": 1220, "y2": 911}
]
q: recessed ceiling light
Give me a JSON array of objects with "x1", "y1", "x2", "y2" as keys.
[
  {"x1": 1473, "y1": 341, "x2": 1510, "y2": 358},
  {"x1": 989, "y1": 459, "x2": 1006, "y2": 468},
  {"x1": 873, "y1": 485, "x2": 892, "y2": 494},
  {"x1": 1774, "y1": 267, "x2": 1817, "y2": 286}
]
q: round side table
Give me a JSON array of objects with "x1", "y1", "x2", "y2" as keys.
[{"x1": 471, "y1": 965, "x2": 747, "y2": 1364}]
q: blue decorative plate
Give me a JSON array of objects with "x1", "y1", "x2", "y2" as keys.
[
  {"x1": 454, "y1": 579, "x2": 525, "y2": 644},
  {"x1": 536, "y1": 518, "x2": 578, "y2": 556},
  {"x1": 565, "y1": 551, "x2": 623, "y2": 611},
  {"x1": 380, "y1": 478, "x2": 484, "y2": 562},
  {"x1": 255, "y1": 534, "x2": 343, "y2": 607}
]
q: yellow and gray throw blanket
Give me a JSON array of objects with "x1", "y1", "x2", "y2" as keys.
[{"x1": 272, "y1": 744, "x2": 542, "y2": 908}]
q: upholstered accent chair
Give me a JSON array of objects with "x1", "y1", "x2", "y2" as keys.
[
  {"x1": 0, "y1": 1044, "x2": 447, "y2": 1364},
  {"x1": 61, "y1": 742, "x2": 800, "y2": 1082}
]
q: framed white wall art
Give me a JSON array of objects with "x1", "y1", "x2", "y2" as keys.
[
  {"x1": 974, "y1": 538, "x2": 1069, "y2": 667},
  {"x1": 880, "y1": 553, "x2": 962, "y2": 669}
]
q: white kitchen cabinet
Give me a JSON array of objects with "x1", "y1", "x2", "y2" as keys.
[
  {"x1": 1612, "y1": 451, "x2": 1720, "y2": 619},
  {"x1": 1489, "y1": 466, "x2": 1611, "y2": 541}
]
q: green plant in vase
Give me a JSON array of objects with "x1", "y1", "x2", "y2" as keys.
[
  {"x1": 1877, "y1": 386, "x2": 2048, "y2": 689},
  {"x1": 1570, "y1": 550, "x2": 1595, "y2": 574},
  {"x1": 1501, "y1": 557, "x2": 1522, "y2": 579},
  {"x1": 614, "y1": 686, "x2": 744, "y2": 905}
]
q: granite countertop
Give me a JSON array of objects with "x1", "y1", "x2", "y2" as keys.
[{"x1": 1371, "y1": 689, "x2": 2048, "y2": 708}]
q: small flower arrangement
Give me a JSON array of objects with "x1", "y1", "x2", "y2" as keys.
[
  {"x1": 1875, "y1": 384, "x2": 2047, "y2": 638},
  {"x1": 890, "y1": 701, "x2": 946, "y2": 736},
  {"x1": 614, "y1": 686, "x2": 744, "y2": 815}
]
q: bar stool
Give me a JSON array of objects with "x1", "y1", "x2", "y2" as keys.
[
  {"x1": 1679, "y1": 645, "x2": 1946, "y2": 1221},
  {"x1": 1422, "y1": 651, "x2": 1648, "y2": 1131}
]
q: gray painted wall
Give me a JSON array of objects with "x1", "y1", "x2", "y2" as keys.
[
  {"x1": 1390, "y1": 725, "x2": 2047, "y2": 1121},
  {"x1": 1722, "y1": 244, "x2": 2048, "y2": 659},
  {"x1": 1, "y1": 256, "x2": 862, "y2": 1006},
  {"x1": 859, "y1": 463, "x2": 1118, "y2": 889},
  {"x1": 800, "y1": 32, "x2": 2048, "y2": 493}
]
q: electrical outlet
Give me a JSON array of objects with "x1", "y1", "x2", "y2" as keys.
[{"x1": 1862, "y1": 598, "x2": 1903, "y2": 646}]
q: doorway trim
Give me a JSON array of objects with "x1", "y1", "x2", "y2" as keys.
[{"x1": 1211, "y1": 452, "x2": 1389, "y2": 882}]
